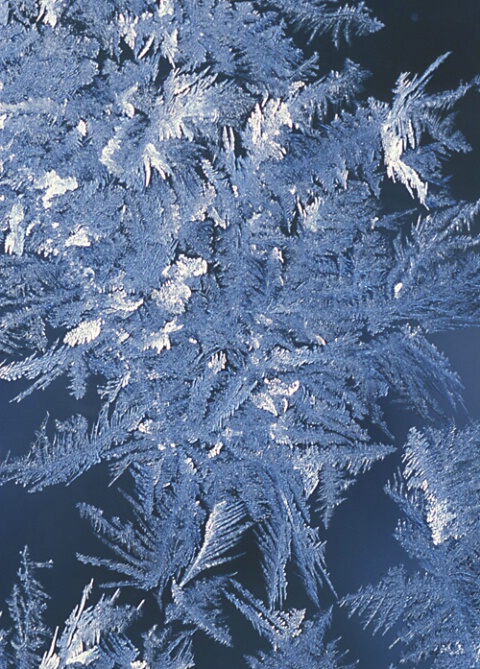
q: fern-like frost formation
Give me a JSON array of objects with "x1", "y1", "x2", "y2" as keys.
[{"x1": 0, "y1": 0, "x2": 479, "y2": 667}]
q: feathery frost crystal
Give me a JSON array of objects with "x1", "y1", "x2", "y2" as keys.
[{"x1": 0, "y1": 0, "x2": 479, "y2": 667}]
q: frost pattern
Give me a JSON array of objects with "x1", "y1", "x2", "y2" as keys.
[
  {"x1": 64, "y1": 319, "x2": 102, "y2": 347},
  {"x1": 343, "y1": 424, "x2": 480, "y2": 668},
  {"x1": 0, "y1": 0, "x2": 478, "y2": 668}
]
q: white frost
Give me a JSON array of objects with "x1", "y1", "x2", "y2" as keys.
[
  {"x1": 143, "y1": 319, "x2": 183, "y2": 353},
  {"x1": 426, "y1": 493, "x2": 457, "y2": 546},
  {"x1": 252, "y1": 392, "x2": 279, "y2": 416},
  {"x1": 153, "y1": 255, "x2": 207, "y2": 313},
  {"x1": 381, "y1": 120, "x2": 428, "y2": 206},
  {"x1": 76, "y1": 119, "x2": 88, "y2": 137},
  {"x1": 64, "y1": 319, "x2": 102, "y2": 347},
  {"x1": 4, "y1": 202, "x2": 25, "y2": 255},
  {"x1": 34, "y1": 170, "x2": 78, "y2": 209},
  {"x1": 208, "y1": 351, "x2": 227, "y2": 374},
  {"x1": 37, "y1": 0, "x2": 60, "y2": 27},
  {"x1": 394, "y1": 281, "x2": 403, "y2": 298},
  {"x1": 152, "y1": 280, "x2": 191, "y2": 314},
  {"x1": 65, "y1": 227, "x2": 91, "y2": 248},
  {"x1": 419, "y1": 476, "x2": 458, "y2": 546},
  {"x1": 100, "y1": 137, "x2": 121, "y2": 173},
  {"x1": 143, "y1": 142, "x2": 170, "y2": 187}
]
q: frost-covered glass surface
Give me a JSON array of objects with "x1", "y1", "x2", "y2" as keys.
[{"x1": 0, "y1": 1, "x2": 478, "y2": 667}]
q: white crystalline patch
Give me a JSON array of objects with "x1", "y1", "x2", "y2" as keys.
[
  {"x1": 248, "y1": 98, "x2": 293, "y2": 161},
  {"x1": 394, "y1": 281, "x2": 403, "y2": 298},
  {"x1": 144, "y1": 318, "x2": 183, "y2": 352},
  {"x1": 138, "y1": 420, "x2": 153, "y2": 434},
  {"x1": 248, "y1": 98, "x2": 293, "y2": 144},
  {"x1": 116, "y1": 329, "x2": 130, "y2": 343},
  {"x1": 38, "y1": 0, "x2": 59, "y2": 27},
  {"x1": 118, "y1": 13, "x2": 138, "y2": 50},
  {"x1": 252, "y1": 392, "x2": 278, "y2": 416},
  {"x1": 208, "y1": 442, "x2": 224, "y2": 458},
  {"x1": 426, "y1": 493, "x2": 457, "y2": 546},
  {"x1": 138, "y1": 33, "x2": 155, "y2": 60},
  {"x1": 249, "y1": 336, "x2": 260, "y2": 350},
  {"x1": 381, "y1": 120, "x2": 428, "y2": 206},
  {"x1": 100, "y1": 137, "x2": 121, "y2": 172},
  {"x1": 152, "y1": 281, "x2": 191, "y2": 314},
  {"x1": 252, "y1": 379, "x2": 298, "y2": 417},
  {"x1": 257, "y1": 314, "x2": 273, "y2": 326},
  {"x1": 208, "y1": 351, "x2": 227, "y2": 374},
  {"x1": 64, "y1": 319, "x2": 102, "y2": 347},
  {"x1": 264, "y1": 377, "x2": 300, "y2": 396},
  {"x1": 184, "y1": 456, "x2": 197, "y2": 473},
  {"x1": 145, "y1": 332, "x2": 170, "y2": 353},
  {"x1": 248, "y1": 104, "x2": 262, "y2": 145},
  {"x1": 153, "y1": 256, "x2": 207, "y2": 312},
  {"x1": 420, "y1": 474, "x2": 458, "y2": 545},
  {"x1": 65, "y1": 648, "x2": 98, "y2": 666},
  {"x1": 125, "y1": 102, "x2": 135, "y2": 118},
  {"x1": 297, "y1": 197, "x2": 321, "y2": 232},
  {"x1": 162, "y1": 28, "x2": 178, "y2": 65},
  {"x1": 119, "y1": 83, "x2": 138, "y2": 119},
  {"x1": 272, "y1": 246, "x2": 284, "y2": 263},
  {"x1": 4, "y1": 202, "x2": 25, "y2": 255},
  {"x1": 77, "y1": 119, "x2": 87, "y2": 136},
  {"x1": 109, "y1": 289, "x2": 144, "y2": 313},
  {"x1": 34, "y1": 170, "x2": 78, "y2": 209},
  {"x1": 143, "y1": 142, "x2": 170, "y2": 187},
  {"x1": 0, "y1": 113, "x2": 7, "y2": 129},
  {"x1": 210, "y1": 206, "x2": 227, "y2": 229},
  {"x1": 175, "y1": 255, "x2": 208, "y2": 278},
  {"x1": 65, "y1": 227, "x2": 91, "y2": 247},
  {"x1": 158, "y1": 0, "x2": 174, "y2": 18},
  {"x1": 37, "y1": 238, "x2": 59, "y2": 257},
  {"x1": 293, "y1": 447, "x2": 322, "y2": 497}
]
